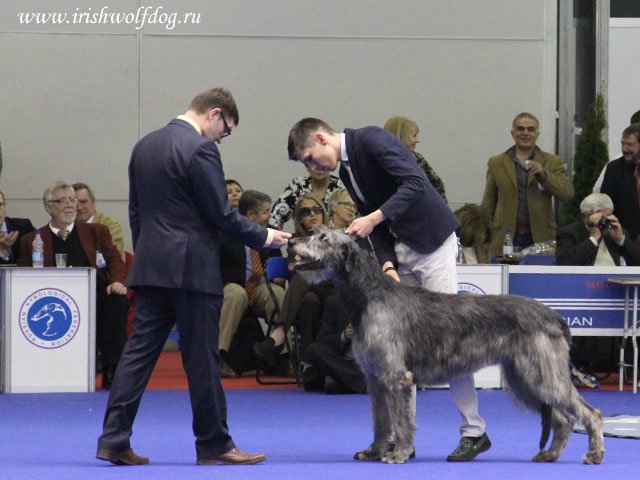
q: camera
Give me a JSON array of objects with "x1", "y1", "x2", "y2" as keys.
[{"x1": 598, "y1": 217, "x2": 613, "y2": 230}]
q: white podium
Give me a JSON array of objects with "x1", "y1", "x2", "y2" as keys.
[{"x1": 1, "y1": 267, "x2": 96, "y2": 393}]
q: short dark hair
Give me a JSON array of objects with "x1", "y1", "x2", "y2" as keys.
[
  {"x1": 512, "y1": 112, "x2": 539, "y2": 129},
  {"x1": 189, "y1": 88, "x2": 239, "y2": 125},
  {"x1": 72, "y1": 182, "x2": 95, "y2": 202},
  {"x1": 288, "y1": 118, "x2": 336, "y2": 160},
  {"x1": 630, "y1": 109, "x2": 640, "y2": 124},
  {"x1": 225, "y1": 179, "x2": 243, "y2": 191},
  {"x1": 238, "y1": 190, "x2": 271, "y2": 216},
  {"x1": 622, "y1": 123, "x2": 640, "y2": 143}
]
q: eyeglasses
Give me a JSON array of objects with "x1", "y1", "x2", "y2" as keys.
[
  {"x1": 48, "y1": 197, "x2": 78, "y2": 206},
  {"x1": 299, "y1": 205, "x2": 324, "y2": 217},
  {"x1": 220, "y1": 113, "x2": 232, "y2": 138},
  {"x1": 337, "y1": 201, "x2": 356, "y2": 210}
]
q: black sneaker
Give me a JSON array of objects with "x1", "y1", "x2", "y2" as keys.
[{"x1": 446, "y1": 433, "x2": 491, "y2": 462}]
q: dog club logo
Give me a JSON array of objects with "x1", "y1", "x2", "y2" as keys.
[
  {"x1": 19, "y1": 288, "x2": 80, "y2": 349},
  {"x1": 457, "y1": 282, "x2": 486, "y2": 295}
]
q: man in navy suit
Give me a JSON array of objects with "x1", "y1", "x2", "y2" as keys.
[
  {"x1": 97, "y1": 88, "x2": 290, "y2": 467},
  {"x1": 0, "y1": 190, "x2": 35, "y2": 264},
  {"x1": 287, "y1": 118, "x2": 490, "y2": 462}
]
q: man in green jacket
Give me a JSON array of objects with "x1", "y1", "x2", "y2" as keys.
[
  {"x1": 481, "y1": 112, "x2": 574, "y2": 257},
  {"x1": 73, "y1": 182, "x2": 125, "y2": 260}
]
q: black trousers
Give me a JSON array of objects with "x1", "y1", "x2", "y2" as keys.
[
  {"x1": 305, "y1": 342, "x2": 366, "y2": 393},
  {"x1": 277, "y1": 274, "x2": 335, "y2": 360},
  {"x1": 98, "y1": 287, "x2": 234, "y2": 457},
  {"x1": 95, "y1": 288, "x2": 128, "y2": 371}
]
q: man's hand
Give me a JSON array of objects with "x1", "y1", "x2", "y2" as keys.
[
  {"x1": 524, "y1": 160, "x2": 546, "y2": 180},
  {"x1": 0, "y1": 231, "x2": 18, "y2": 249},
  {"x1": 269, "y1": 230, "x2": 291, "y2": 248},
  {"x1": 604, "y1": 214, "x2": 624, "y2": 243},
  {"x1": 107, "y1": 281, "x2": 127, "y2": 295},
  {"x1": 345, "y1": 210, "x2": 385, "y2": 238}
]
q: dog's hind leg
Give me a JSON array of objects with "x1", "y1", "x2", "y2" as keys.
[
  {"x1": 381, "y1": 371, "x2": 416, "y2": 464},
  {"x1": 532, "y1": 408, "x2": 572, "y2": 462},
  {"x1": 354, "y1": 376, "x2": 394, "y2": 461},
  {"x1": 558, "y1": 392, "x2": 604, "y2": 464},
  {"x1": 577, "y1": 395, "x2": 604, "y2": 464}
]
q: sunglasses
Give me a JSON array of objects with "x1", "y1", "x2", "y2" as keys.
[{"x1": 299, "y1": 205, "x2": 324, "y2": 217}]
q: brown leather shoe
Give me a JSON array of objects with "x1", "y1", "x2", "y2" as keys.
[
  {"x1": 197, "y1": 447, "x2": 266, "y2": 465},
  {"x1": 96, "y1": 448, "x2": 149, "y2": 465}
]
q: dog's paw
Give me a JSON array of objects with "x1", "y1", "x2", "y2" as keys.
[
  {"x1": 532, "y1": 449, "x2": 559, "y2": 462},
  {"x1": 582, "y1": 449, "x2": 604, "y2": 465},
  {"x1": 381, "y1": 450, "x2": 409, "y2": 464},
  {"x1": 381, "y1": 445, "x2": 413, "y2": 464},
  {"x1": 353, "y1": 446, "x2": 382, "y2": 461}
]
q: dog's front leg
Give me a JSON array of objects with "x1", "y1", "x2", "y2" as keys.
[
  {"x1": 381, "y1": 371, "x2": 416, "y2": 464},
  {"x1": 353, "y1": 377, "x2": 392, "y2": 461}
]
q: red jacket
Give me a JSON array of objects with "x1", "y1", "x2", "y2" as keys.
[{"x1": 17, "y1": 222, "x2": 126, "y2": 285}]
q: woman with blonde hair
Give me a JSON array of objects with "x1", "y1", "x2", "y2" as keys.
[
  {"x1": 254, "y1": 194, "x2": 334, "y2": 374},
  {"x1": 384, "y1": 116, "x2": 447, "y2": 201}
]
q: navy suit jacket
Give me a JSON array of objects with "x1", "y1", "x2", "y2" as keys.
[
  {"x1": 1, "y1": 217, "x2": 35, "y2": 264},
  {"x1": 340, "y1": 127, "x2": 459, "y2": 265},
  {"x1": 601, "y1": 157, "x2": 640, "y2": 242},
  {"x1": 128, "y1": 118, "x2": 267, "y2": 295},
  {"x1": 219, "y1": 232, "x2": 282, "y2": 287}
]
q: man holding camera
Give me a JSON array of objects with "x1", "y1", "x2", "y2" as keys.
[{"x1": 556, "y1": 192, "x2": 640, "y2": 266}]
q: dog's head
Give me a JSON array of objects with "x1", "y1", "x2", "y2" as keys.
[{"x1": 290, "y1": 226, "x2": 359, "y2": 284}]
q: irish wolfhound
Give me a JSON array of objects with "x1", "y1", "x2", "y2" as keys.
[{"x1": 290, "y1": 227, "x2": 604, "y2": 465}]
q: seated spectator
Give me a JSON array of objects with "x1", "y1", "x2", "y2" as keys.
[
  {"x1": 384, "y1": 115, "x2": 447, "y2": 201},
  {"x1": 254, "y1": 194, "x2": 335, "y2": 373},
  {"x1": 304, "y1": 295, "x2": 367, "y2": 394},
  {"x1": 454, "y1": 203, "x2": 493, "y2": 264},
  {"x1": 555, "y1": 192, "x2": 640, "y2": 388},
  {"x1": 327, "y1": 188, "x2": 357, "y2": 229},
  {"x1": 218, "y1": 190, "x2": 285, "y2": 377},
  {"x1": 556, "y1": 193, "x2": 640, "y2": 266},
  {"x1": 0, "y1": 190, "x2": 35, "y2": 264},
  {"x1": 226, "y1": 179, "x2": 243, "y2": 209},
  {"x1": 270, "y1": 165, "x2": 343, "y2": 229},
  {"x1": 73, "y1": 182, "x2": 125, "y2": 260},
  {"x1": 18, "y1": 181, "x2": 128, "y2": 390}
]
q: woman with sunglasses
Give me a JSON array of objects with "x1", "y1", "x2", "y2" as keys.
[{"x1": 254, "y1": 194, "x2": 336, "y2": 375}]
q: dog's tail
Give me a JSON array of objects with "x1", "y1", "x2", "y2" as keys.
[{"x1": 539, "y1": 404, "x2": 552, "y2": 450}]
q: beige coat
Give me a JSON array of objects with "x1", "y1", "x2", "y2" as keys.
[{"x1": 481, "y1": 148, "x2": 574, "y2": 256}]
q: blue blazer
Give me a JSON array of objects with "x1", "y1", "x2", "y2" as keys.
[
  {"x1": 340, "y1": 127, "x2": 459, "y2": 265},
  {"x1": 128, "y1": 118, "x2": 267, "y2": 295}
]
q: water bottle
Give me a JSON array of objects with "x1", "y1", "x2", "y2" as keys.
[
  {"x1": 502, "y1": 228, "x2": 513, "y2": 257},
  {"x1": 32, "y1": 230, "x2": 44, "y2": 268},
  {"x1": 456, "y1": 236, "x2": 464, "y2": 264}
]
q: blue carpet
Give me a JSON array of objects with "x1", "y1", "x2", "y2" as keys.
[{"x1": 0, "y1": 389, "x2": 637, "y2": 480}]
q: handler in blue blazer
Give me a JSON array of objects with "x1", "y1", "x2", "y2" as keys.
[
  {"x1": 97, "y1": 88, "x2": 290, "y2": 467},
  {"x1": 287, "y1": 118, "x2": 490, "y2": 462}
]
